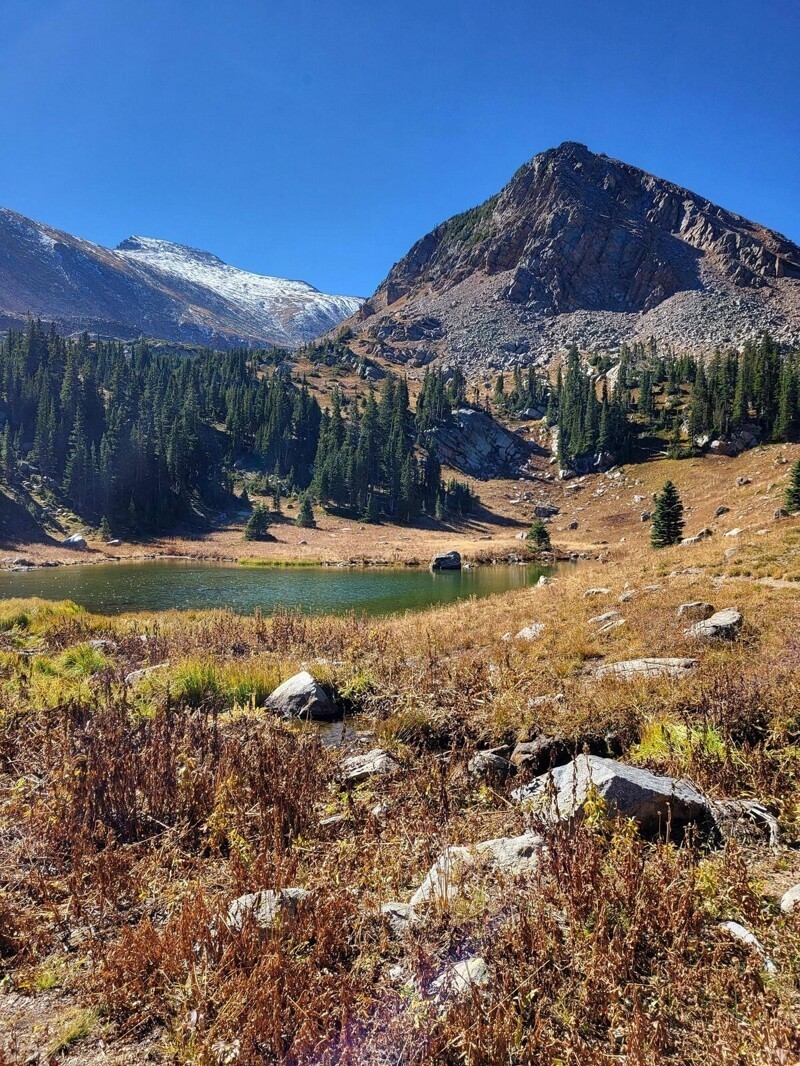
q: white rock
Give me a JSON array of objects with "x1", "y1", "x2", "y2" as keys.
[
  {"x1": 719, "y1": 920, "x2": 776, "y2": 973},
  {"x1": 342, "y1": 748, "x2": 399, "y2": 783},
  {"x1": 596, "y1": 657, "x2": 697, "y2": 681},
  {"x1": 685, "y1": 608, "x2": 743, "y2": 641},
  {"x1": 515, "y1": 623, "x2": 545, "y2": 641},
  {"x1": 779, "y1": 884, "x2": 800, "y2": 914},
  {"x1": 429, "y1": 957, "x2": 489, "y2": 1001},
  {"x1": 226, "y1": 888, "x2": 308, "y2": 932}
]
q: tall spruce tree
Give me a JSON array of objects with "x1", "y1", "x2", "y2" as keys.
[
  {"x1": 785, "y1": 460, "x2": 800, "y2": 513},
  {"x1": 651, "y1": 480, "x2": 685, "y2": 547}
]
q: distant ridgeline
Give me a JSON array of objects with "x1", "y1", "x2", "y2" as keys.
[{"x1": 0, "y1": 320, "x2": 476, "y2": 532}]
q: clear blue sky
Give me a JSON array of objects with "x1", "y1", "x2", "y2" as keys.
[{"x1": 1, "y1": 0, "x2": 797, "y2": 297}]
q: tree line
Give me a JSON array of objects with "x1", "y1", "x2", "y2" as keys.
[{"x1": 0, "y1": 321, "x2": 475, "y2": 532}]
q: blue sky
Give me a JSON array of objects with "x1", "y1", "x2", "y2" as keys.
[{"x1": 0, "y1": 0, "x2": 797, "y2": 297}]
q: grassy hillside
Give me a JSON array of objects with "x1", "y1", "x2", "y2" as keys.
[{"x1": 2, "y1": 457, "x2": 800, "y2": 1061}]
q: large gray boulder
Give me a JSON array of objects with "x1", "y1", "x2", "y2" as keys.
[
  {"x1": 265, "y1": 670, "x2": 338, "y2": 721},
  {"x1": 512, "y1": 755, "x2": 711, "y2": 837},
  {"x1": 430, "y1": 550, "x2": 461, "y2": 571},
  {"x1": 596, "y1": 658, "x2": 697, "y2": 681},
  {"x1": 685, "y1": 607, "x2": 743, "y2": 641},
  {"x1": 226, "y1": 888, "x2": 309, "y2": 932}
]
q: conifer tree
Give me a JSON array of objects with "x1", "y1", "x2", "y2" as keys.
[
  {"x1": 526, "y1": 519, "x2": 551, "y2": 551},
  {"x1": 243, "y1": 505, "x2": 271, "y2": 540},
  {"x1": 651, "y1": 480, "x2": 685, "y2": 547},
  {"x1": 784, "y1": 460, "x2": 800, "y2": 513},
  {"x1": 296, "y1": 493, "x2": 315, "y2": 527}
]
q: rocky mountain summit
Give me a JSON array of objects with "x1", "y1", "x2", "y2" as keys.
[
  {"x1": 0, "y1": 208, "x2": 361, "y2": 348},
  {"x1": 348, "y1": 142, "x2": 800, "y2": 370}
]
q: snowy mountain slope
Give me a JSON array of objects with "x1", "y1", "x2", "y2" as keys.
[{"x1": 0, "y1": 207, "x2": 361, "y2": 348}]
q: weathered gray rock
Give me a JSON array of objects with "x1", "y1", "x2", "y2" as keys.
[
  {"x1": 677, "y1": 602, "x2": 715, "y2": 621},
  {"x1": 686, "y1": 607, "x2": 743, "y2": 641},
  {"x1": 588, "y1": 610, "x2": 622, "y2": 626},
  {"x1": 342, "y1": 748, "x2": 399, "y2": 783},
  {"x1": 62, "y1": 533, "x2": 87, "y2": 549},
  {"x1": 428, "y1": 409, "x2": 540, "y2": 479},
  {"x1": 515, "y1": 623, "x2": 545, "y2": 641},
  {"x1": 584, "y1": 587, "x2": 611, "y2": 598},
  {"x1": 596, "y1": 657, "x2": 697, "y2": 681},
  {"x1": 226, "y1": 888, "x2": 309, "y2": 932},
  {"x1": 468, "y1": 751, "x2": 513, "y2": 780},
  {"x1": 534, "y1": 504, "x2": 559, "y2": 518},
  {"x1": 719, "y1": 921, "x2": 776, "y2": 973},
  {"x1": 511, "y1": 736, "x2": 570, "y2": 774},
  {"x1": 429, "y1": 957, "x2": 490, "y2": 1001},
  {"x1": 779, "y1": 884, "x2": 800, "y2": 914},
  {"x1": 381, "y1": 901, "x2": 413, "y2": 935},
  {"x1": 410, "y1": 832, "x2": 545, "y2": 909},
  {"x1": 430, "y1": 550, "x2": 461, "y2": 571},
  {"x1": 265, "y1": 670, "x2": 338, "y2": 721},
  {"x1": 125, "y1": 662, "x2": 169, "y2": 685},
  {"x1": 715, "y1": 505, "x2": 730, "y2": 517},
  {"x1": 512, "y1": 754, "x2": 711, "y2": 836}
]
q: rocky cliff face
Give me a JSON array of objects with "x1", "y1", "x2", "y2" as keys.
[
  {"x1": 349, "y1": 142, "x2": 800, "y2": 369},
  {"x1": 0, "y1": 209, "x2": 361, "y2": 348}
]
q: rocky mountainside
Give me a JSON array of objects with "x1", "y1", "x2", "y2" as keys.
[
  {"x1": 348, "y1": 142, "x2": 800, "y2": 371},
  {"x1": 0, "y1": 209, "x2": 361, "y2": 348}
]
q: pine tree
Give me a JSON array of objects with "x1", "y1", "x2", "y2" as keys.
[
  {"x1": 243, "y1": 505, "x2": 271, "y2": 540},
  {"x1": 99, "y1": 515, "x2": 112, "y2": 541},
  {"x1": 526, "y1": 519, "x2": 551, "y2": 551},
  {"x1": 784, "y1": 460, "x2": 800, "y2": 513},
  {"x1": 296, "y1": 493, "x2": 315, "y2": 527},
  {"x1": 651, "y1": 480, "x2": 685, "y2": 547}
]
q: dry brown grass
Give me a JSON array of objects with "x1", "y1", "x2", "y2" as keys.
[{"x1": 2, "y1": 495, "x2": 800, "y2": 1062}]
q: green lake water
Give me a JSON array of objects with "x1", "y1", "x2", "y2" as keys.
[{"x1": 0, "y1": 559, "x2": 553, "y2": 616}]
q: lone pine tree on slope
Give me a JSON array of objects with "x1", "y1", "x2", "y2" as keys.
[
  {"x1": 651, "y1": 480, "x2": 685, "y2": 548},
  {"x1": 785, "y1": 460, "x2": 800, "y2": 513}
]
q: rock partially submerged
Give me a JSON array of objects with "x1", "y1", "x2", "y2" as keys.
[
  {"x1": 512, "y1": 755, "x2": 711, "y2": 837},
  {"x1": 596, "y1": 658, "x2": 697, "y2": 681},
  {"x1": 685, "y1": 608, "x2": 743, "y2": 641},
  {"x1": 265, "y1": 670, "x2": 338, "y2": 721},
  {"x1": 430, "y1": 550, "x2": 461, "y2": 571}
]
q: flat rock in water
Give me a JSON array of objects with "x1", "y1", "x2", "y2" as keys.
[
  {"x1": 342, "y1": 747, "x2": 398, "y2": 783},
  {"x1": 596, "y1": 657, "x2": 697, "y2": 681},
  {"x1": 685, "y1": 608, "x2": 743, "y2": 641},
  {"x1": 265, "y1": 670, "x2": 338, "y2": 721},
  {"x1": 512, "y1": 754, "x2": 711, "y2": 837},
  {"x1": 226, "y1": 888, "x2": 308, "y2": 932},
  {"x1": 430, "y1": 550, "x2": 461, "y2": 571}
]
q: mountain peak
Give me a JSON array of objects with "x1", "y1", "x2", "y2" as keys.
[
  {"x1": 346, "y1": 146, "x2": 800, "y2": 370},
  {"x1": 116, "y1": 235, "x2": 226, "y2": 268}
]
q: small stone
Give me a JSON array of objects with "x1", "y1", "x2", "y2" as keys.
[
  {"x1": 226, "y1": 888, "x2": 308, "y2": 932},
  {"x1": 468, "y1": 751, "x2": 513, "y2": 779},
  {"x1": 342, "y1": 748, "x2": 399, "y2": 783},
  {"x1": 715, "y1": 505, "x2": 730, "y2": 517},
  {"x1": 584, "y1": 587, "x2": 610, "y2": 598},
  {"x1": 719, "y1": 921, "x2": 776, "y2": 973},
  {"x1": 429, "y1": 957, "x2": 490, "y2": 1001},
  {"x1": 515, "y1": 623, "x2": 545, "y2": 641},
  {"x1": 779, "y1": 884, "x2": 800, "y2": 914}
]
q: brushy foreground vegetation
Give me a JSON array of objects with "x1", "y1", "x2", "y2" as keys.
[{"x1": 1, "y1": 543, "x2": 800, "y2": 1063}]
